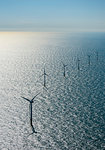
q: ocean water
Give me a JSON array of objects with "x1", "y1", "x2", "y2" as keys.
[{"x1": 0, "y1": 32, "x2": 105, "y2": 150}]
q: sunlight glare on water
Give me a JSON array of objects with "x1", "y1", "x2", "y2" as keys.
[{"x1": 0, "y1": 32, "x2": 105, "y2": 150}]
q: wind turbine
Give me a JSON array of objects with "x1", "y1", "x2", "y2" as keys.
[
  {"x1": 77, "y1": 58, "x2": 80, "y2": 70},
  {"x1": 88, "y1": 55, "x2": 91, "y2": 66},
  {"x1": 21, "y1": 93, "x2": 40, "y2": 130},
  {"x1": 40, "y1": 68, "x2": 49, "y2": 88},
  {"x1": 96, "y1": 52, "x2": 98, "y2": 61},
  {"x1": 62, "y1": 63, "x2": 67, "y2": 77}
]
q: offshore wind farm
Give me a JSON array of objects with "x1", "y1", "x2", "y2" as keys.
[
  {"x1": 0, "y1": 32, "x2": 105, "y2": 150},
  {"x1": 0, "y1": 0, "x2": 105, "y2": 149}
]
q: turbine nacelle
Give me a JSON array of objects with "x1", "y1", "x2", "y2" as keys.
[
  {"x1": 77, "y1": 58, "x2": 80, "y2": 62},
  {"x1": 63, "y1": 63, "x2": 67, "y2": 68},
  {"x1": 21, "y1": 92, "x2": 40, "y2": 104}
]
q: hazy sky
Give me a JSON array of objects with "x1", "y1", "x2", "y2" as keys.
[{"x1": 0, "y1": 0, "x2": 105, "y2": 32}]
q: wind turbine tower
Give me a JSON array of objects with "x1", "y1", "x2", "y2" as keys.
[
  {"x1": 77, "y1": 58, "x2": 80, "y2": 70},
  {"x1": 63, "y1": 63, "x2": 67, "y2": 77},
  {"x1": 88, "y1": 55, "x2": 91, "y2": 66},
  {"x1": 41, "y1": 68, "x2": 48, "y2": 87},
  {"x1": 21, "y1": 93, "x2": 40, "y2": 128}
]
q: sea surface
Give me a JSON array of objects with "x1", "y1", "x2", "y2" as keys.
[{"x1": 0, "y1": 32, "x2": 105, "y2": 150}]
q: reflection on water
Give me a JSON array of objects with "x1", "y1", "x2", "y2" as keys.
[{"x1": 0, "y1": 32, "x2": 105, "y2": 150}]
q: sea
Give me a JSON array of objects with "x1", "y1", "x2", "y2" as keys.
[{"x1": 0, "y1": 32, "x2": 105, "y2": 150}]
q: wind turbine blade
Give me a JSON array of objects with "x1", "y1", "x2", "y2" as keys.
[
  {"x1": 29, "y1": 103, "x2": 31, "y2": 116},
  {"x1": 43, "y1": 86, "x2": 48, "y2": 91},
  {"x1": 45, "y1": 73, "x2": 49, "y2": 76},
  {"x1": 32, "y1": 92, "x2": 40, "y2": 101},
  {"x1": 39, "y1": 74, "x2": 44, "y2": 78},
  {"x1": 21, "y1": 96, "x2": 30, "y2": 102},
  {"x1": 61, "y1": 61, "x2": 67, "y2": 67}
]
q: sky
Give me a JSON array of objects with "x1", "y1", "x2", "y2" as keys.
[{"x1": 0, "y1": 0, "x2": 105, "y2": 32}]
